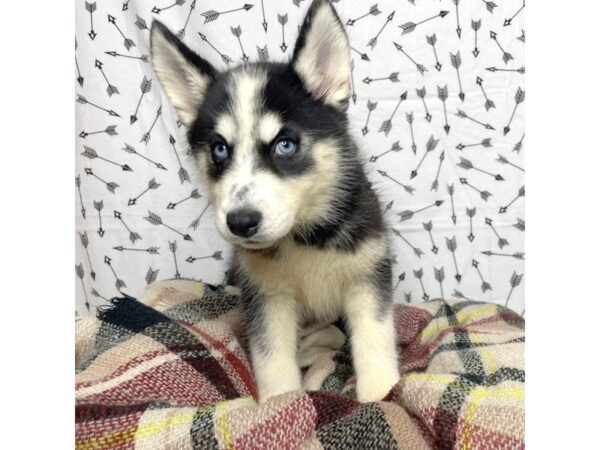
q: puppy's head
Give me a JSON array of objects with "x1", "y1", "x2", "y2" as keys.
[{"x1": 151, "y1": 0, "x2": 351, "y2": 249}]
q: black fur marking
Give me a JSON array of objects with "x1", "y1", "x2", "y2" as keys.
[{"x1": 370, "y1": 256, "x2": 394, "y2": 318}]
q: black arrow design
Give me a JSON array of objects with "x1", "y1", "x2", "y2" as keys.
[
  {"x1": 406, "y1": 112, "x2": 417, "y2": 154},
  {"x1": 76, "y1": 263, "x2": 90, "y2": 310},
  {"x1": 201, "y1": 3, "x2": 254, "y2": 24},
  {"x1": 198, "y1": 32, "x2": 233, "y2": 65},
  {"x1": 349, "y1": 59, "x2": 357, "y2": 104},
  {"x1": 81, "y1": 146, "x2": 132, "y2": 171},
  {"x1": 85, "y1": 2, "x2": 97, "y2": 40},
  {"x1": 189, "y1": 202, "x2": 211, "y2": 230},
  {"x1": 517, "y1": 29, "x2": 525, "y2": 43},
  {"x1": 456, "y1": 109, "x2": 495, "y2": 130},
  {"x1": 485, "y1": 217, "x2": 509, "y2": 249},
  {"x1": 505, "y1": 271, "x2": 524, "y2": 306},
  {"x1": 490, "y1": 31, "x2": 513, "y2": 64},
  {"x1": 79, "y1": 125, "x2": 118, "y2": 139},
  {"x1": 367, "y1": 11, "x2": 394, "y2": 50},
  {"x1": 482, "y1": 250, "x2": 524, "y2": 260},
  {"x1": 513, "y1": 218, "x2": 525, "y2": 232},
  {"x1": 377, "y1": 169, "x2": 415, "y2": 195},
  {"x1": 259, "y1": 0, "x2": 268, "y2": 32},
  {"x1": 456, "y1": 138, "x2": 492, "y2": 151},
  {"x1": 472, "y1": 259, "x2": 492, "y2": 292},
  {"x1": 369, "y1": 142, "x2": 402, "y2": 162},
  {"x1": 426, "y1": 34, "x2": 442, "y2": 72},
  {"x1": 91, "y1": 288, "x2": 110, "y2": 303},
  {"x1": 85, "y1": 168, "x2": 120, "y2": 194},
  {"x1": 186, "y1": 251, "x2": 224, "y2": 263},
  {"x1": 453, "y1": 0, "x2": 462, "y2": 38},
  {"x1": 122, "y1": 143, "x2": 167, "y2": 170},
  {"x1": 145, "y1": 211, "x2": 192, "y2": 241},
  {"x1": 481, "y1": 0, "x2": 498, "y2": 14},
  {"x1": 350, "y1": 46, "x2": 371, "y2": 62},
  {"x1": 393, "y1": 43, "x2": 426, "y2": 75},
  {"x1": 416, "y1": 87, "x2": 432, "y2": 122},
  {"x1": 404, "y1": 292, "x2": 412, "y2": 304},
  {"x1": 450, "y1": 51, "x2": 465, "y2": 101},
  {"x1": 277, "y1": 14, "x2": 288, "y2": 53},
  {"x1": 486, "y1": 66, "x2": 525, "y2": 74},
  {"x1": 230, "y1": 25, "x2": 249, "y2": 62},
  {"x1": 128, "y1": 178, "x2": 161, "y2": 206},
  {"x1": 472, "y1": 19, "x2": 481, "y2": 57},
  {"x1": 76, "y1": 94, "x2": 120, "y2": 117},
  {"x1": 423, "y1": 221, "x2": 438, "y2": 254},
  {"x1": 362, "y1": 72, "x2": 399, "y2": 85},
  {"x1": 378, "y1": 91, "x2": 408, "y2": 136},
  {"x1": 466, "y1": 207, "x2": 476, "y2": 241},
  {"x1": 114, "y1": 245, "x2": 159, "y2": 254},
  {"x1": 411, "y1": 135, "x2": 439, "y2": 179},
  {"x1": 437, "y1": 85, "x2": 450, "y2": 134},
  {"x1": 141, "y1": 106, "x2": 162, "y2": 144},
  {"x1": 94, "y1": 200, "x2": 105, "y2": 237},
  {"x1": 104, "y1": 51, "x2": 149, "y2": 63},
  {"x1": 152, "y1": 0, "x2": 185, "y2": 14},
  {"x1": 347, "y1": 3, "x2": 381, "y2": 26},
  {"x1": 460, "y1": 177, "x2": 492, "y2": 202},
  {"x1": 434, "y1": 267, "x2": 446, "y2": 299},
  {"x1": 130, "y1": 77, "x2": 152, "y2": 124},
  {"x1": 75, "y1": 38, "x2": 84, "y2": 87},
  {"x1": 453, "y1": 289, "x2": 477, "y2": 302},
  {"x1": 169, "y1": 240, "x2": 181, "y2": 278},
  {"x1": 431, "y1": 151, "x2": 445, "y2": 191},
  {"x1": 105, "y1": 256, "x2": 127, "y2": 292},
  {"x1": 108, "y1": 14, "x2": 135, "y2": 50},
  {"x1": 114, "y1": 210, "x2": 142, "y2": 243},
  {"x1": 384, "y1": 201, "x2": 394, "y2": 215},
  {"x1": 393, "y1": 271, "x2": 405, "y2": 292},
  {"x1": 94, "y1": 59, "x2": 119, "y2": 96},
  {"x1": 496, "y1": 154, "x2": 525, "y2": 172},
  {"x1": 79, "y1": 232, "x2": 96, "y2": 280},
  {"x1": 76, "y1": 175, "x2": 86, "y2": 219},
  {"x1": 134, "y1": 15, "x2": 150, "y2": 32},
  {"x1": 399, "y1": 10, "x2": 449, "y2": 35},
  {"x1": 513, "y1": 133, "x2": 525, "y2": 153},
  {"x1": 457, "y1": 157, "x2": 504, "y2": 181},
  {"x1": 167, "y1": 188, "x2": 201, "y2": 209},
  {"x1": 177, "y1": 0, "x2": 196, "y2": 38},
  {"x1": 169, "y1": 135, "x2": 190, "y2": 184},
  {"x1": 504, "y1": 0, "x2": 525, "y2": 27},
  {"x1": 392, "y1": 229, "x2": 424, "y2": 258},
  {"x1": 476, "y1": 76, "x2": 496, "y2": 111},
  {"x1": 398, "y1": 200, "x2": 444, "y2": 222},
  {"x1": 504, "y1": 87, "x2": 525, "y2": 135},
  {"x1": 361, "y1": 100, "x2": 378, "y2": 135},
  {"x1": 447, "y1": 184, "x2": 457, "y2": 225},
  {"x1": 499, "y1": 186, "x2": 524, "y2": 214},
  {"x1": 146, "y1": 267, "x2": 160, "y2": 285},
  {"x1": 446, "y1": 236, "x2": 462, "y2": 282},
  {"x1": 256, "y1": 45, "x2": 269, "y2": 62},
  {"x1": 123, "y1": 1, "x2": 130, "y2": 11},
  {"x1": 413, "y1": 268, "x2": 429, "y2": 301}
]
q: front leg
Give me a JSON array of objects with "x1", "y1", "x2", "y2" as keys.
[
  {"x1": 243, "y1": 290, "x2": 302, "y2": 403},
  {"x1": 344, "y1": 282, "x2": 400, "y2": 402}
]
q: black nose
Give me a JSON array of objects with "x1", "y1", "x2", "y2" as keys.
[{"x1": 226, "y1": 209, "x2": 262, "y2": 238}]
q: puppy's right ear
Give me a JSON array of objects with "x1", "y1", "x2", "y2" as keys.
[{"x1": 150, "y1": 21, "x2": 217, "y2": 126}]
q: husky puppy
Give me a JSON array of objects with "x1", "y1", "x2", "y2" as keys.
[{"x1": 150, "y1": 0, "x2": 400, "y2": 402}]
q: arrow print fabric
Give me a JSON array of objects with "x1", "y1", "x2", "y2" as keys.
[{"x1": 75, "y1": 0, "x2": 524, "y2": 315}]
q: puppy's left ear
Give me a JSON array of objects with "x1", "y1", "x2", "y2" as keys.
[{"x1": 292, "y1": 0, "x2": 351, "y2": 110}]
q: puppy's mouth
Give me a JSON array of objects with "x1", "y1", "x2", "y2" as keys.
[{"x1": 235, "y1": 238, "x2": 277, "y2": 250}]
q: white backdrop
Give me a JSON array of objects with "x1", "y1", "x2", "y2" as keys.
[{"x1": 75, "y1": 0, "x2": 525, "y2": 315}]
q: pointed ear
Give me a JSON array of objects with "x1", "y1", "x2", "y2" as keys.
[
  {"x1": 292, "y1": 0, "x2": 351, "y2": 110},
  {"x1": 150, "y1": 21, "x2": 217, "y2": 126}
]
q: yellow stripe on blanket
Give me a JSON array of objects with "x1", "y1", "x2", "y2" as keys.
[
  {"x1": 419, "y1": 304, "x2": 499, "y2": 339},
  {"x1": 460, "y1": 387, "x2": 524, "y2": 450},
  {"x1": 216, "y1": 398, "x2": 256, "y2": 450}
]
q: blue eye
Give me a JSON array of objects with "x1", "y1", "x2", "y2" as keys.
[
  {"x1": 212, "y1": 143, "x2": 230, "y2": 162},
  {"x1": 275, "y1": 139, "x2": 297, "y2": 156}
]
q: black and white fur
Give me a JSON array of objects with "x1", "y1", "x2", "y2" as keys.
[{"x1": 150, "y1": 0, "x2": 400, "y2": 403}]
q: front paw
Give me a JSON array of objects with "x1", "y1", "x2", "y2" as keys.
[
  {"x1": 356, "y1": 370, "x2": 400, "y2": 403},
  {"x1": 257, "y1": 380, "x2": 303, "y2": 403}
]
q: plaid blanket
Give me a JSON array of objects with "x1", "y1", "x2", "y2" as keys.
[{"x1": 76, "y1": 280, "x2": 524, "y2": 449}]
